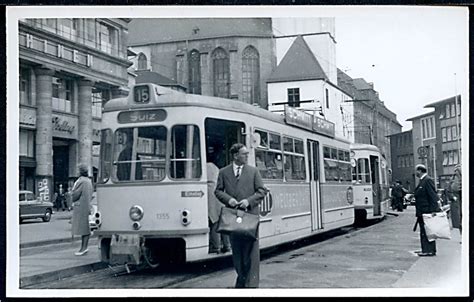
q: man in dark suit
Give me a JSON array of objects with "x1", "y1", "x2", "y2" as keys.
[
  {"x1": 414, "y1": 164, "x2": 441, "y2": 256},
  {"x1": 215, "y1": 143, "x2": 266, "y2": 288}
]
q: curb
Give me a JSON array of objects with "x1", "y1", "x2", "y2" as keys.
[
  {"x1": 20, "y1": 261, "x2": 108, "y2": 288},
  {"x1": 20, "y1": 232, "x2": 98, "y2": 249}
]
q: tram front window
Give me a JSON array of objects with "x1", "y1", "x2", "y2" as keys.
[{"x1": 112, "y1": 126, "x2": 167, "y2": 182}]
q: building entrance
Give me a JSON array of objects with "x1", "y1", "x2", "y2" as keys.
[{"x1": 53, "y1": 143, "x2": 70, "y2": 193}]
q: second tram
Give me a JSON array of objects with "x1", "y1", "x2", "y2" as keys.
[{"x1": 350, "y1": 143, "x2": 391, "y2": 223}]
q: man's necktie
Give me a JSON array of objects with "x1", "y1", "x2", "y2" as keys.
[{"x1": 236, "y1": 166, "x2": 241, "y2": 179}]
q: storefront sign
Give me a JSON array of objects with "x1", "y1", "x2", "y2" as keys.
[
  {"x1": 118, "y1": 109, "x2": 167, "y2": 124},
  {"x1": 52, "y1": 114, "x2": 78, "y2": 139},
  {"x1": 285, "y1": 106, "x2": 335, "y2": 138},
  {"x1": 20, "y1": 107, "x2": 36, "y2": 128}
]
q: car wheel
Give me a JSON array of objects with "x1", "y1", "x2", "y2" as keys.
[{"x1": 43, "y1": 209, "x2": 52, "y2": 222}]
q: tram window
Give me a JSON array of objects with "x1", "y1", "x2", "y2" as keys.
[
  {"x1": 356, "y1": 158, "x2": 371, "y2": 183},
  {"x1": 170, "y1": 125, "x2": 202, "y2": 179},
  {"x1": 255, "y1": 150, "x2": 283, "y2": 180},
  {"x1": 255, "y1": 129, "x2": 268, "y2": 148},
  {"x1": 99, "y1": 129, "x2": 113, "y2": 183},
  {"x1": 269, "y1": 133, "x2": 281, "y2": 150},
  {"x1": 283, "y1": 137, "x2": 293, "y2": 152},
  {"x1": 283, "y1": 136, "x2": 306, "y2": 181},
  {"x1": 113, "y1": 127, "x2": 167, "y2": 182},
  {"x1": 323, "y1": 146, "x2": 351, "y2": 182}
]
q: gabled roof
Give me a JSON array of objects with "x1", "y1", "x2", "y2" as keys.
[
  {"x1": 128, "y1": 18, "x2": 273, "y2": 45},
  {"x1": 406, "y1": 110, "x2": 435, "y2": 121},
  {"x1": 267, "y1": 35, "x2": 328, "y2": 83},
  {"x1": 136, "y1": 71, "x2": 186, "y2": 89},
  {"x1": 352, "y1": 78, "x2": 373, "y2": 90}
]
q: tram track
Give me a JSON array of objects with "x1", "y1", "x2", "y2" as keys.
[{"x1": 24, "y1": 219, "x2": 382, "y2": 289}]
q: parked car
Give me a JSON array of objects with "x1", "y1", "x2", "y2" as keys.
[{"x1": 19, "y1": 190, "x2": 54, "y2": 223}]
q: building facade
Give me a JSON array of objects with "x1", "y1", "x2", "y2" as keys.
[
  {"x1": 387, "y1": 130, "x2": 415, "y2": 192},
  {"x1": 406, "y1": 111, "x2": 438, "y2": 187},
  {"x1": 19, "y1": 18, "x2": 131, "y2": 202},
  {"x1": 127, "y1": 18, "x2": 277, "y2": 108},
  {"x1": 267, "y1": 35, "x2": 354, "y2": 142},
  {"x1": 337, "y1": 69, "x2": 402, "y2": 169},
  {"x1": 424, "y1": 95, "x2": 462, "y2": 189}
]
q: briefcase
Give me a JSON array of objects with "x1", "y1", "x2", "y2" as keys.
[
  {"x1": 216, "y1": 207, "x2": 259, "y2": 240},
  {"x1": 422, "y1": 211, "x2": 451, "y2": 242}
]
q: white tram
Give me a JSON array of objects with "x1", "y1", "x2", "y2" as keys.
[
  {"x1": 350, "y1": 143, "x2": 391, "y2": 223},
  {"x1": 95, "y1": 83, "x2": 355, "y2": 267}
]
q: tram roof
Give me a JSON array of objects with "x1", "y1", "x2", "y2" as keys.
[
  {"x1": 350, "y1": 143, "x2": 381, "y2": 153},
  {"x1": 104, "y1": 84, "x2": 348, "y2": 142},
  {"x1": 104, "y1": 84, "x2": 287, "y2": 124}
]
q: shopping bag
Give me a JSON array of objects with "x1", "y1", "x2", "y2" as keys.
[
  {"x1": 216, "y1": 207, "x2": 259, "y2": 240},
  {"x1": 422, "y1": 211, "x2": 451, "y2": 242}
]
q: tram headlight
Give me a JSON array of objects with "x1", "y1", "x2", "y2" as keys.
[
  {"x1": 181, "y1": 209, "x2": 191, "y2": 226},
  {"x1": 129, "y1": 205, "x2": 144, "y2": 221},
  {"x1": 364, "y1": 197, "x2": 369, "y2": 204}
]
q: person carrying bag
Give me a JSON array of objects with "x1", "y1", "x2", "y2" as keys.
[
  {"x1": 422, "y1": 211, "x2": 451, "y2": 241},
  {"x1": 215, "y1": 143, "x2": 266, "y2": 288}
]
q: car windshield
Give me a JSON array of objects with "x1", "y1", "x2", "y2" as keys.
[{"x1": 19, "y1": 193, "x2": 25, "y2": 202}]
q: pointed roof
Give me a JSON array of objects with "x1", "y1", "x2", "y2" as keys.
[
  {"x1": 136, "y1": 70, "x2": 187, "y2": 89},
  {"x1": 267, "y1": 35, "x2": 328, "y2": 83}
]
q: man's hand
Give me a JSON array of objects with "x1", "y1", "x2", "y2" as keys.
[
  {"x1": 239, "y1": 199, "x2": 249, "y2": 209},
  {"x1": 229, "y1": 198, "x2": 239, "y2": 207}
]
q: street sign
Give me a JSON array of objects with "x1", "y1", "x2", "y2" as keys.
[{"x1": 417, "y1": 146, "x2": 428, "y2": 158}]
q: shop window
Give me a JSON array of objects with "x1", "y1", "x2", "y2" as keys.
[
  {"x1": 19, "y1": 130, "x2": 35, "y2": 157},
  {"x1": 52, "y1": 77, "x2": 73, "y2": 113},
  {"x1": 19, "y1": 67, "x2": 30, "y2": 105}
]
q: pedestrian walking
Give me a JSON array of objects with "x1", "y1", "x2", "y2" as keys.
[
  {"x1": 392, "y1": 180, "x2": 407, "y2": 212},
  {"x1": 413, "y1": 164, "x2": 441, "y2": 257},
  {"x1": 446, "y1": 164, "x2": 462, "y2": 237},
  {"x1": 215, "y1": 143, "x2": 266, "y2": 288},
  {"x1": 70, "y1": 164, "x2": 93, "y2": 256}
]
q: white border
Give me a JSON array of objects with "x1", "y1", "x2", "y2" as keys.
[{"x1": 6, "y1": 5, "x2": 469, "y2": 298}]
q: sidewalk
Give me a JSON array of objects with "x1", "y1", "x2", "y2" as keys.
[{"x1": 19, "y1": 206, "x2": 465, "y2": 292}]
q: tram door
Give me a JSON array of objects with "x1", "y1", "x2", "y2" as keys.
[
  {"x1": 307, "y1": 140, "x2": 322, "y2": 231},
  {"x1": 370, "y1": 155, "x2": 381, "y2": 215}
]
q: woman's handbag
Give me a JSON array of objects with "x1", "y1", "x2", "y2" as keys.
[
  {"x1": 216, "y1": 207, "x2": 259, "y2": 240},
  {"x1": 422, "y1": 211, "x2": 451, "y2": 242}
]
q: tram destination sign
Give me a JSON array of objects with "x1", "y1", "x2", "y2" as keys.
[
  {"x1": 284, "y1": 106, "x2": 335, "y2": 138},
  {"x1": 118, "y1": 109, "x2": 167, "y2": 124}
]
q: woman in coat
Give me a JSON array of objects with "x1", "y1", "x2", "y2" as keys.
[{"x1": 71, "y1": 164, "x2": 93, "y2": 256}]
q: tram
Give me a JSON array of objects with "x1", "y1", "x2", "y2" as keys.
[
  {"x1": 350, "y1": 143, "x2": 391, "y2": 223},
  {"x1": 94, "y1": 83, "x2": 355, "y2": 267}
]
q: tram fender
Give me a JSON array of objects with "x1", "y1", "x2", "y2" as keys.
[{"x1": 110, "y1": 234, "x2": 142, "y2": 265}]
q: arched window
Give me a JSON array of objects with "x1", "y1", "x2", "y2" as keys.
[
  {"x1": 188, "y1": 49, "x2": 201, "y2": 95},
  {"x1": 242, "y1": 46, "x2": 260, "y2": 104},
  {"x1": 137, "y1": 53, "x2": 147, "y2": 70},
  {"x1": 212, "y1": 48, "x2": 230, "y2": 98}
]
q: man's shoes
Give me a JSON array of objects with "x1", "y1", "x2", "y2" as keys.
[
  {"x1": 414, "y1": 250, "x2": 422, "y2": 254},
  {"x1": 74, "y1": 249, "x2": 88, "y2": 256},
  {"x1": 220, "y1": 246, "x2": 230, "y2": 253},
  {"x1": 418, "y1": 252, "x2": 436, "y2": 257},
  {"x1": 209, "y1": 248, "x2": 220, "y2": 254}
]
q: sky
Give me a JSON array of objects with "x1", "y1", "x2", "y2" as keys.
[{"x1": 334, "y1": 7, "x2": 468, "y2": 130}]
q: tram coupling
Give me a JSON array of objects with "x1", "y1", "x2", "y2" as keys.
[{"x1": 109, "y1": 234, "x2": 143, "y2": 266}]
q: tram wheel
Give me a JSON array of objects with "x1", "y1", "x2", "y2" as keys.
[{"x1": 142, "y1": 246, "x2": 160, "y2": 268}]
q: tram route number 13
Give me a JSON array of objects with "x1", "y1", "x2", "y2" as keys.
[{"x1": 134, "y1": 85, "x2": 150, "y2": 103}]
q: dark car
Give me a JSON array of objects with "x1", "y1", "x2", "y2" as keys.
[{"x1": 19, "y1": 190, "x2": 54, "y2": 223}]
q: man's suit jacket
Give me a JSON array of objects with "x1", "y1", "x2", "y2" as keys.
[
  {"x1": 414, "y1": 175, "x2": 441, "y2": 217},
  {"x1": 215, "y1": 164, "x2": 266, "y2": 215}
]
